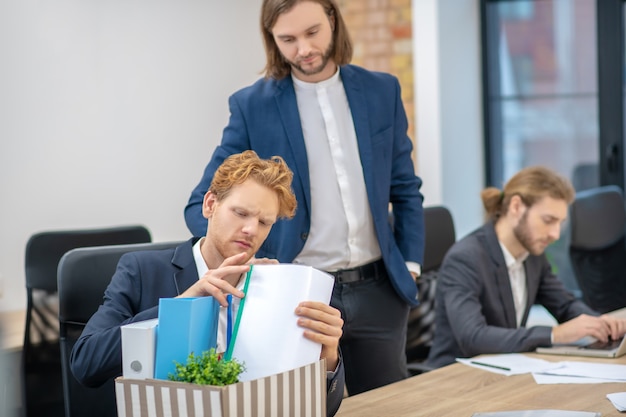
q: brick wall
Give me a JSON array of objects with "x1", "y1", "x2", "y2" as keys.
[{"x1": 337, "y1": 0, "x2": 415, "y2": 147}]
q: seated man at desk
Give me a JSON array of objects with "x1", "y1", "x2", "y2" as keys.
[
  {"x1": 426, "y1": 166, "x2": 626, "y2": 368},
  {"x1": 70, "y1": 151, "x2": 345, "y2": 416}
]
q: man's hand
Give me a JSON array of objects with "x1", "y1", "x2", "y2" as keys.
[
  {"x1": 295, "y1": 301, "x2": 343, "y2": 372},
  {"x1": 249, "y1": 257, "x2": 279, "y2": 266},
  {"x1": 177, "y1": 252, "x2": 249, "y2": 306},
  {"x1": 599, "y1": 314, "x2": 626, "y2": 341},
  {"x1": 552, "y1": 314, "x2": 622, "y2": 344}
]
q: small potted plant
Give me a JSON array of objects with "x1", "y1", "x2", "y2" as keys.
[{"x1": 168, "y1": 348, "x2": 245, "y2": 386}]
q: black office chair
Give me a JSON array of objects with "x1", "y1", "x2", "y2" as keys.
[
  {"x1": 406, "y1": 206, "x2": 456, "y2": 375},
  {"x1": 569, "y1": 185, "x2": 626, "y2": 314},
  {"x1": 571, "y1": 162, "x2": 599, "y2": 192},
  {"x1": 57, "y1": 240, "x2": 183, "y2": 417},
  {"x1": 22, "y1": 225, "x2": 151, "y2": 417}
]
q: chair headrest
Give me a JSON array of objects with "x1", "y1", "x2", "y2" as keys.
[
  {"x1": 422, "y1": 206, "x2": 456, "y2": 272},
  {"x1": 570, "y1": 185, "x2": 625, "y2": 250}
]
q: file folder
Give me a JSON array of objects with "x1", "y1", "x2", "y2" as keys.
[{"x1": 121, "y1": 318, "x2": 158, "y2": 380}]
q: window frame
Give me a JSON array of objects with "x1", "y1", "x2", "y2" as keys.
[{"x1": 480, "y1": 0, "x2": 625, "y2": 190}]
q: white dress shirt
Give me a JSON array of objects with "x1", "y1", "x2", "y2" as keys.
[
  {"x1": 290, "y1": 69, "x2": 381, "y2": 272},
  {"x1": 192, "y1": 238, "x2": 242, "y2": 354},
  {"x1": 499, "y1": 241, "x2": 529, "y2": 327}
]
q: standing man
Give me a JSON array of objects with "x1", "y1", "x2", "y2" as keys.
[
  {"x1": 426, "y1": 166, "x2": 626, "y2": 369},
  {"x1": 71, "y1": 151, "x2": 345, "y2": 416},
  {"x1": 184, "y1": 0, "x2": 424, "y2": 394}
]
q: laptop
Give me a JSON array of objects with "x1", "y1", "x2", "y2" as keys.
[{"x1": 535, "y1": 307, "x2": 626, "y2": 358}]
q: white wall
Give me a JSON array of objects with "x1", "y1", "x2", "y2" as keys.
[
  {"x1": 0, "y1": 0, "x2": 486, "y2": 313},
  {"x1": 414, "y1": 0, "x2": 484, "y2": 240},
  {"x1": 0, "y1": 0, "x2": 265, "y2": 312}
]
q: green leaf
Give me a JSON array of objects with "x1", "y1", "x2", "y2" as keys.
[{"x1": 167, "y1": 348, "x2": 245, "y2": 386}]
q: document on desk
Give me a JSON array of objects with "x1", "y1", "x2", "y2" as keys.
[
  {"x1": 457, "y1": 354, "x2": 562, "y2": 376},
  {"x1": 532, "y1": 373, "x2": 619, "y2": 384},
  {"x1": 472, "y1": 411, "x2": 599, "y2": 417},
  {"x1": 534, "y1": 361, "x2": 626, "y2": 383},
  {"x1": 607, "y1": 392, "x2": 626, "y2": 412}
]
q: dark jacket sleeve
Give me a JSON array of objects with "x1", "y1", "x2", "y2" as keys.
[
  {"x1": 427, "y1": 227, "x2": 561, "y2": 368},
  {"x1": 439, "y1": 245, "x2": 553, "y2": 357},
  {"x1": 70, "y1": 254, "x2": 159, "y2": 387},
  {"x1": 326, "y1": 353, "x2": 345, "y2": 417},
  {"x1": 534, "y1": 258, "x2": 598, "y2": 321}
]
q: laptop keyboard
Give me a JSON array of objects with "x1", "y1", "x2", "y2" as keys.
[{"x1": 583, "y1": 337, "x2": 623, "y2": 350}]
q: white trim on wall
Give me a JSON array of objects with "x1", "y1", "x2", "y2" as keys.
[{"x1": 413, "y1": 0, "x2": 485, "y2": 239}]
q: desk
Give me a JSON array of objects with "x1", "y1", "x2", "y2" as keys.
[
  {"x1": 336, "y1": 354, "x2": 626, "y2": 416},
  {"x1": 0, "y1": 309, "x2": 25, "y2": 351}
]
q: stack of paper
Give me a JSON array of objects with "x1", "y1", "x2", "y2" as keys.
[
  {"x1": 456, "y1": 354, "x2": 562, "y2": 376},
  {"x1": 607, "y1": 392, "x2": 626, "y2": 411},
  {"x1": 226, "y1": 264, "x2": 334, "y2": 382},
  {"x1": 533, "y1": 361, "x2": 626, "y2": 384},
  {"x1": 472, "y1": 411, "x2": 599, "y2": 417},
  {"x1": 459, "y1": 354, "x2": 626, "y2": 385}
]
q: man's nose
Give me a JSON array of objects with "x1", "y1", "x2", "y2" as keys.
[
  {"x1": 241, "y1": 219, "x2": 258, "y2": 235},
  {"x1": 297, "y1": 39, "x2": 312, "y2": 57},
  {"x1": 548, "y1": 223, "x2": 561, "y2": 241}
]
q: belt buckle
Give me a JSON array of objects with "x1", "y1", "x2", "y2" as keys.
[{"x1": 336, "y1": 269, "x2": 361, "y2": 284}]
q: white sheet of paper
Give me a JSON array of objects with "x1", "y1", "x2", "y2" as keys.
[
  {"x1": 457, "y1": 354, "x2": 562, "y2": 376},
  {"x1": 536, "y1": 361, "x2": 626, "y2": 382},
  {"x1": 532, "y1": 373, "x2": 618, "y2": 384},
  {"x1": 607, "y1": 392, "x2": 626, "y2": 411},
  {"x1": 230, "y1": 264, "x2": 334, "y2": 381}
]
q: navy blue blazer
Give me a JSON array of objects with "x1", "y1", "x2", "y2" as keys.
[
  {"x1": 426, "y1": 222, "x2": 599, "y2": 368},
  {"x1": 185, "y1": 64, "x2": 425, "y2": 306},
  {"x1": 70, "y1": 238, "x2": 345, "y2": 416}
]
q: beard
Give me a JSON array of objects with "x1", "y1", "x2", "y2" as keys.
[
  {"x1": 512, "y1": 210, "x2": 552, "y2": 256},
  {"x1": 285, "y1": 38, "x2": 334, "y2": 77}
]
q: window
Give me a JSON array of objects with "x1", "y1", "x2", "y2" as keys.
[
  {"x1": 480, "y1": 0, "x2": 626, "y2": 296},
  {"x1": 482, "y1": 0, "x2": 599, "y2": 189}
]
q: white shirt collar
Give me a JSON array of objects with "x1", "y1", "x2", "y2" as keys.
[
  {"x1": 499, "y1": 241, "x2": 529, "y2": 268},
  {"x1": 291, "y1": 67, "x2": 341, "y2": 90},
  {"x1": 192, "y1": 237, "x2": 208, "y2": 280}
]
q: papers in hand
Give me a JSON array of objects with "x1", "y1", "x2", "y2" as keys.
[{"x1": 228, "y1": 264, "x2": 334, "y2": 382}]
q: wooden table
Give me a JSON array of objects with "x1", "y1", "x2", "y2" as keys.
[
  {"x1": 0, "y1": 309, "x2": 25, "y2": 351},
  {"x1": 336, "y1": 354, "x2": 626, "y2": 416}
]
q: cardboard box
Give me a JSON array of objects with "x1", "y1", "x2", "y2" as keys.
[{"x1": 115, "y1": 359, "x2": 326, "y2": 417}]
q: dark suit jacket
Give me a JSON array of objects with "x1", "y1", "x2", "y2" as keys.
[
  {"x1": 184, "y1": 64, "x2": 424, "y2": 306},
  {"x1": 70, "y1": 238, "x2": 345, "y2": 416},
  {"x1": 426, "y1": 222, "x2": 598, "y2": 368}
]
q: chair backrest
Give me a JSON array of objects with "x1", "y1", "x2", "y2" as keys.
[
  {"x1": 406, "y1": 206, "x2": 456, "y2": 367},
  {"x1": 569, "y1": 185, "x2": 626, "y2": 313},
  {"x1": 57, "y1": 240, "x2": 183, "y2": 417},
  {"x1": 571, "y1": 162, "x2": 599, "y2": 192},
  {"x1": 25, "y1": 225, "x2": 152, "y2": 293},
  {"x1": 22, "y1": 225, "x2": 151, "y2": 416}
]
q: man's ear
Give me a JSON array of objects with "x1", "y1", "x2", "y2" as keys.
[
  {"x1": 509, "y1": 195, "x2": 525, "y2": 219},
  {"x1": 202, "y1": 191, "x2": 217, "y2": 220}
]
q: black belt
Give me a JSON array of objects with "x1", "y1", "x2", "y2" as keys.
[{"x1": 327, "y1": 259, "x2": 386, "y2": 284}]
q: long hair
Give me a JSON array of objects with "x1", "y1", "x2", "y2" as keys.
[
  {"x1": 210, "y1": 150, "x2": 297, "y2": 219},
  {"x1": 260, "y1": 0, "x2": 353, "y2": 79},
  {"x1": 482, "y1": 166, "x2": 575, "y2": 221}
]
